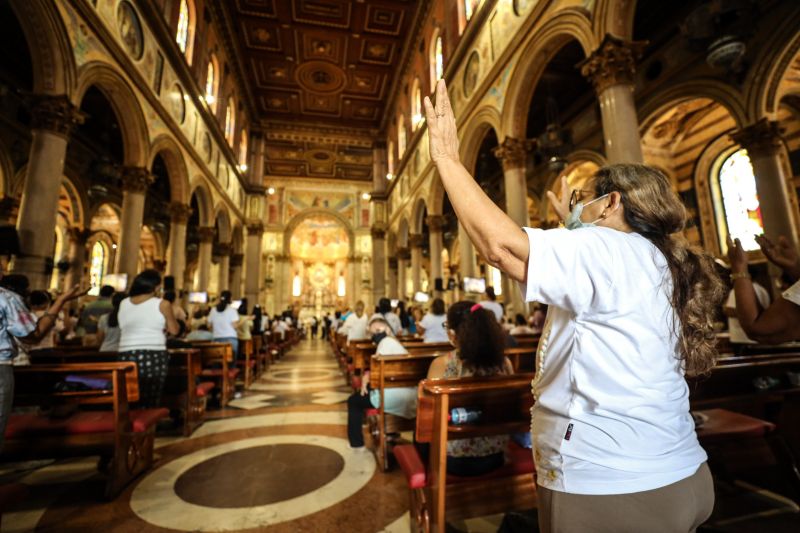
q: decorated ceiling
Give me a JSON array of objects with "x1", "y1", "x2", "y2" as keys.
[
  {"x1": 289, "y1": 215, "x2": 350, "y2": 261},
  {"x1": 214, "y1": 0, "x2": 424, "y2": 181}
]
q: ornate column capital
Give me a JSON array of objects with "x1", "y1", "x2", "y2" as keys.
[
  {"x1": 579, "y1": 34, "x2": 647, "y2": 94},
  {"x1": 396, "y1": 247, "x2": 411, "y2": 260},
  {"x1": 730, "y1": 118, "x2": 784, "y2": 157},
  {"x1": 121, "y1": 166, "x2": 155, "y2": 193},
  {"x1": 30, "y1": 94, "x2": 85, "y2": 138},
  {"x1": 168, "y1": 202, "x2": 193, "y2": 224},
  {"x1": 246, "y1": 221, "x2": 265, "y2": 236},
  {"x1": 425, "y1": 215, "x2": 447, "y2": 232},
  {"x1": 388, "y1": 257, "x2": 398, "y2": 269},
  {"x1": 371, "y1": 226, "x2": 386, "y2": 240},
  {"x1": 216, "y1": 242, "x2": 232, "y2": 256},
  {"x1": 408, "y1": 233, "x2": 425, "y2": 249},
  {"x1": 67, "y1": 227, "x2": 92, "y2": 245},
  {"x1": 197, "y1": 226, "x2": 216, "y2": 243},
  {"x1": 230, "y1": 253, "x2": 245, "y2": 267},
  {"x1": 492, "y1": 137, "x2": 533, "y2": 171}
]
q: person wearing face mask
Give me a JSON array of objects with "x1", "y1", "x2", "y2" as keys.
[
  {"x1": 346, "y1": 316, "x2": 416, "y2": 448},
  {"x1": 425, "y1": 80, "x2": 724, "y2": 533}
]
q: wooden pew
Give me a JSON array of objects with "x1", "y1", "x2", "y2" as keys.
[
  {"x1": 2, "y1": 362, "x2": 168, "y2": 499},
  {"x1": 238, "y1": 339, "x2": 256, "y2": 388},
  {"x1": 503, "y1": 346, "x2": 536, "y2": 372},
  {"x1": 394, "y1": 374, "x2": 537, "y2": 533},
  {"x1": 510, "y1": 334, "x2": 540, "y2": 349},
  {"x1": 368, "y1": 351, "x2": 443, "y2": 471},
  {"x1": 348, "y1": 341, "x2": 454, "y2": 389},
  {"x1": 193, "y1": 342, "x2": 238, "y2": 406},
  {"x1": 163, "y1": 348, "x2": 211, "y2": 436}
]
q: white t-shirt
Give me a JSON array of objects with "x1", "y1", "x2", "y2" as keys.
[
  {"x1": 782, "y1": 279, "x2": 800, "y2": 306},
  {"x1": 118, "y1": 297, "x2": 166, "y2": 352},
  {"x1": 208, "y1": 305, "x2": 239, "y2": 339},
  {"x1": 339, "y1": 312, "x2": 368, "y2": 342},
  {"x1": 479, "y1": 300, "x2": 504, "y2": 323},
  {"x1": 725, "y1": 283, "x2": 771, "y2": 344},
  {"x1": 519, "y1": 226, "x2": 706, "y2": 495},
  {"x1": 419, "y1": 313, "x2": 448, "y2": 343}
]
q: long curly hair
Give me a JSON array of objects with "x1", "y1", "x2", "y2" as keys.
[
  {"x1": 447, "y1": 301, "x2": 506, "y2": 372},
  {"x1": 593, "y1": 164, "x2": 725, "y2": 376}
]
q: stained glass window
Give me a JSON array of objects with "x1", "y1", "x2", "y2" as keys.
[
  {"x1": 397, "y1": 116, "x2": 406, "y2": 157},
  {"x1": 176, "y1": 0, "x2": 190, "y2": 53},
  {"x1": 411, "y1": 79, "x2": 422, "y2": 129},
  {"x1": 718, "y1": 149, "x2": 764, "y2": 251},
  {"x1": 239, "y1": 129, "x2": 248, "y2": 170},
  {"x1": 89, "y1": 241, "x2": 107, "y2": 296},
  {"x1": 387, "y1": 140, "x2": 395, "y2": 176},
  {"x1": 434, "y1": 36, "x2": 444, "y2": 83},
  {"x1": 225, "y1": 98, "x2": 235, "y2": 146},
  {"x1": 205, "y1": 58, "x2": 217, "y2": 109}
]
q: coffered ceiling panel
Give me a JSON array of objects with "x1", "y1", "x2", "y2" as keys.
[{"x1": 216, "y1": 0, "x2": 422, "y2": 181}]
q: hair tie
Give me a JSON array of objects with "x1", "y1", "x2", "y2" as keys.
[{"x1": 470, "y1": 303, "x2": 482, "y2": 313}]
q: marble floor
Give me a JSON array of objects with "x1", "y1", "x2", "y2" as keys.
[{"x1": 0, "y1": 339, "x2": 502, "y2": 533}]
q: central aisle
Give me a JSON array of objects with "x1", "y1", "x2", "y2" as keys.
[{"x1": 2, "y1": 339, "x2": 412, "y2": 532}]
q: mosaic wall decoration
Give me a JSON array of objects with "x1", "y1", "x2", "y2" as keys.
[{"x1": 116, "y1": 1, "x2": 143, "y2": 60}]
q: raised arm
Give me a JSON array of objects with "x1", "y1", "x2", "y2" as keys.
[{"x1": 425, "y1": 80, "x2": 530, "y2": 282}]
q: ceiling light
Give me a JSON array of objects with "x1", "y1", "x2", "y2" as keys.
[
  {"x1": 386, "y1": 173, "x2": 393, "y2": 180},
  {"x1": 267, "y1": 187, "x2": 276, "y2": 195},
  {"x1": 239, "y1": 164, "x2": 248, "y2": 172},
  {"x1": 112, "y1": 244, "x2": 118, "y2": 249},
  {"x1": 362, "y1": 192, "x2": 371, "y2": 200},
  {"x1": 412, "y1": 113, "x2": 424, "y2": 127}
]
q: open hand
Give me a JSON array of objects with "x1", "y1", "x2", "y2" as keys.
[
  {"x1": 59, "y1": 284, "x2": 90, "y2": 302},
  {"x1": 726, "y1": 235, "x2": 748, "y2": 274},
  {"x1": 546, "y1": 175, "x2": 571, "y2": 223},
  {"x1": 423, "y1": 80, "x2": 460, "y2": 164},
  {"x1": 756, "y1": 234, "x2": 800, "y2": 278}
]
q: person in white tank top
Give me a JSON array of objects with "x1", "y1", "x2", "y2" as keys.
[{"x1": 117, "y1": 270, "x2": 179, "y2": 408}]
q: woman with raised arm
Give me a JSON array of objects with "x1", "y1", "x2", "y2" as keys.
[{"x1": 424, "y1": 80, "x2": 724, "y2": 533}]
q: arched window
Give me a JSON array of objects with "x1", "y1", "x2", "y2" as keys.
[
  {"x1": 715, "y1": 149, "x2": 764, "y2": 251},
  {"x1": 397, "y1": 116, "x2": 407, "y2": 158},
  {"x1": 205, "y1": 56, "x2": 218, "y2": 111},
  {"x1": 411, "y1": 78, "x2": 423, "y2": 130},
  {"x1": 225, "y1": 97, "x2": 236, "y2": 146},
  {"x1": 387, "y1": 140, "x2": 395, "y2": 178},
  {"x1": 176, "y1": 0, "x2": 195, "y2": 64},
  {"x1": 432, "y1": 34, "x2": 444, "y2": 86},
  {"x1": 239, "y1": 129, "x2": 248, "y2": 171},
  {"x1": 89, "y1": 241, "x2": 108, "y2": 296}
]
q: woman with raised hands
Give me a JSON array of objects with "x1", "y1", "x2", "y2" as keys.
[{"x1": 424, "y1": 80, "x2": 724, "y2": 532}]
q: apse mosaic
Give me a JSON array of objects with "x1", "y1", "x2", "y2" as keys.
[
  {"x1": 286, "y1": 191, "x2": 354, "y2": 222},
  {"x1": 289, "y1": 216, "x2": 349, "y2": 261}
]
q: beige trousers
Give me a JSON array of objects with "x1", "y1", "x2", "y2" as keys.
[{"x1": 537, "y1": 463, "x2": 714, "y2": 533}]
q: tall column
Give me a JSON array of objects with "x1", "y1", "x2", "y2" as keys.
[
  {"x1": 64, "y1": 228, "x2": 90, "y2": 291},
  {"x1": 409, "y1": 234, "x2": 424, "y2": 294},
  {"x1": 196, "y1": 226, "x2": 215, "y2": 292},
  {"x1": 458, "y1": 223, "x2": 477, "y2": 278},
  {"x1": 245, "y1": 222, "x2": 264, "y2": 306},
  {"x1": 493, "y1": 138, "x2": 532, "y2": 228},
  {"x1": 13, "y1": 95, "x2": 84, "y2": 288},
  {"x1": 397, "y1": 248, "x2": 410, "y2": 299},
  {"x1": 230, "y1": 253, "x2": 244, "y2": 299},
  {"x1": 115, "y1": 167, "x2": 154, "y2": 279},
  {"x1": 217, "y1": 242, "x2": 231, "y2": 293},
  {"x1": 348, "y1": 256, "x2": 358, "y2": 306},
  {"x1": 167, "y1": 202, "x2": 192, "y2": 291},
  {"x1": 388, "y1": 258, "x2": 399, "y2": 299},
  {"x1": 580, "y1": 35, "x2": 646, "y2": 164},
  {"x1": 731, "y1": 119, "x2": 800, "y2": 250},
  {"x1": 427, "y1": 216, "x2": 445, "y2": 298},
  {"x1": 248, "y1": 132, "x2": 265, "y2": 188},
  {"x1": 371, "y1": 227, "x2": 387, "y2": 303}
]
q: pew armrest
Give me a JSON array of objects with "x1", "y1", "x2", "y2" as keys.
[{"x1": 394, "y1": 444, "x2": 427, "y2": 489}]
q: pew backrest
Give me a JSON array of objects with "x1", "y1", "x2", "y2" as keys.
[
  {"x1": 30, "y1": 350, "x2": 140, "y2": 401},
  {"x1": 13, "y1": 362, "x2": 138, "y2": 408}
]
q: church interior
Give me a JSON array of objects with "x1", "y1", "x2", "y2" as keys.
[{"x1": 1, "y1": 0, "x2": 800, "y2": 531}]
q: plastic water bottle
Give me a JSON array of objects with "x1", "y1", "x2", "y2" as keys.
[{"x1": 449, "y1": 407, "x2": 482, "y2": 425}]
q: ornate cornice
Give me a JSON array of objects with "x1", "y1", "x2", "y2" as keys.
[
  {"x1": 408, "y1": 233, "x2": 425, "y2": 248},
  {"x1": 168, "y1": 202, "x2": 193, "y2": 224},
  {"x1": 121, "y1": 166, "x2": 155, "y2": 193},
  {"x1": 215, "y1": 242, "x2": 233, "y2": 256},
  {"x1": 371, "y1": 227, "x2": 386, "y2": 240},
  {"x1": 396, "y1": 247, "x2": 411, "y2": 260},
  {"x1": 730, "y1": 118, "x2": 784, "y2": 157},
  {"x1": 247, "y1": 221, "x2": 265, "y2": 236},
  {"x1": 197, "y1": 226, "x2": 216, "y2": 243},
  {"x1": 30, "y1": 95, "x2": 85, "y2": 137},
  {"x1": 230, "y1": 253, "x2": 244, "y2": 267},
  {"x1": 425, "y1": 215, "x2": 446, "y2": 232},
  {"x1": 492, "y1": 137, "x2": 533, "y2": 170},
  {"x1": 579, "y1": 34, "x2": 647, "y2": 94}
]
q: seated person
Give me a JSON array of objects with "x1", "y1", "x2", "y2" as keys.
[
  {"x1": 417, "y1": 298, "x2": 449, "y2": 343},
  {"x1": 425, "y1": 301, "x2": 514, "y2": 477},
  {"x1": 346, "y1": 316, "x2": 416, "y2": 448},
  {"x1": 509, "y1": 313, "x2": 537, "y2": 335},
  {"x1": 338, "y1": 300, "x2": 369, "y2": 344}
]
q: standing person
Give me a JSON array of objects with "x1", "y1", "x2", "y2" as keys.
[
  {"x1": 163, "y1": 290, "x2": 187, "y2": 335},
  {"x1": 208, "y1": 290, "x2": 241, "y2": 355},
  {"x1": 0, "y1": 278, "x2": 85, "y2": 448},
  {"x1": 19, "y1": 290, "x2": 72, "y2": 354},
  {"x1": 417, "y1": 298, "x2": 449, "y2": 343},
  {"x1": 375, "y1": 297, "x2": 402, "y2": 335},
  {"x1": 77, "y1": 285, "x2": 115, "y2": 338},
  {"x1": 97, "y1": 292, "x2": 126, "y2": 352},
  {"x1": 426, "y1": 301, "x2": 514, "y2": 476},
  {"x1": 117, "y1": 270, "x2": 179, "y2": 408},
  {"x1": 425, "y1": 80, "x2": 723, "y2": 532},
  {"x1": 479, "y1": 286, "x2": 504, "y2": 324},
  {"x1": 236, "y1": 301, "x2": 254, "y2": 357},
  {"x1": 338, "y1": 300, "x2": 369, "y2": 343},
  {"x1": 396, "y1": 301, "x2": 412, "y2": 335},
  {"x1": 310, "y1": 315, "x2": 319, "y2": 339}
]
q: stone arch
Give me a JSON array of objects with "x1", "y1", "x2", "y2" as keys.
[
  {"x1": 593, "y1": 0, "x2": 637, "y2": 42},
  {"x1": 149, "y1": 135, "x2": 190, "y2": 204},
  {"x1": 638, "y1": 81, "x2": 747, "y2": 131},
  {"x1": 747, "y1": 13, "x2": 800, "y2": 121},
  {"x1": 501, "y1": 10, "x2": 596, "y2": 139},
  {"x1": 0, "y1": 139, "x2": 13, "y2": 198},
  {"x1": 282, "y1": 208, "x2": 355, "y2": 258},
  {"x1": 397, "y1": 217, "x2": 409, "y2": 249},
  {"x1": 8, "y1": 0, "x2": 76, "y2": 95},
  {"x1": 459, "y1": 120, "x2": 500, "y2": 177},
  {"x1": 189, "y1": 180, "x2": 214, "y2": 227},
  {"x1": 213, "y1": 204, "x2": 232, "y2": 244},
  {"x1": 59, "y1": 174, "x2": 87, "y2": 230},
  {"x1": 73, "y1": 62, "x2": 149, "y2": 167},
  {"x1": 411, "y1": 197, "x2": 428, "y2": 234}
]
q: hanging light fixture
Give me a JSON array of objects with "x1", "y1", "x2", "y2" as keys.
[{"x1": 536, "y1": 95, "x2": 572, "y2": 173}]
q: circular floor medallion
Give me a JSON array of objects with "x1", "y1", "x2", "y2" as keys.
[{"x1": 269, "y1": 368, "x2": 335, "y2": 380}]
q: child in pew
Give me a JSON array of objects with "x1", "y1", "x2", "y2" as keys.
[
  {"x1": 346, "y1": 316, "x2": 417, "y2": 448},
  {"x1": 424, "y1": 301, "x2": 514, "y2": 477}
]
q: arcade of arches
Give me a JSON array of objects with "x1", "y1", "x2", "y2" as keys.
[{"x1": 1, "y1": 1, "x2": 800, "y2": 532}]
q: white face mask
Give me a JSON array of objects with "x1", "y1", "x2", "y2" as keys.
[{"x1": 565, "y1": 194, "x2": 609, "y2": 230}]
